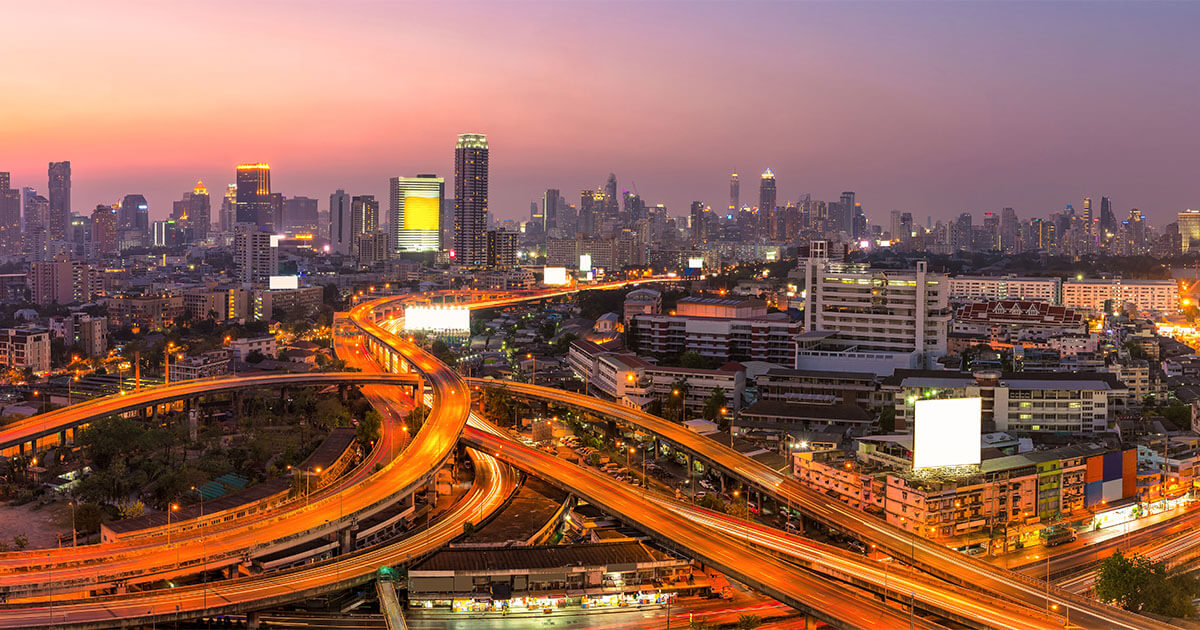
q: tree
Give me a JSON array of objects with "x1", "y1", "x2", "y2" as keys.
[
  {"x1": 736, "y1": 614, "x2": 762, "y2": 629},
  {"x1": 75, "y1": 502, "x2": 104, "y2": 534},
  {"x1": 357, "y1": 410, "x2": 382, "y2": 445},
  {"x1": 879, "y1": 406, "x2": 896, "y2": 433},
  {"x1": 1095, "y1": 551, "x2": 1198, "y2": 617},
  {"x1": 678, "y1": 351, "x2": 710, "y2": 369},
  {"x1": 702, "y1": 388, "x2": 727, "y2": 423},
  {"x1": 11, "y1": 534, "x2": 27, "y2": 551}
]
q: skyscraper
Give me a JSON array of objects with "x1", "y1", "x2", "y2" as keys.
[
  {"x1": 351, "y1": 195, "x2": 379, "y2": 239},
  {"x1": 1099, "y1": 196, "x2": 1115, "y2": 235},
  {"x1": 389, "y1": 175, "x2": 445, "y2": 253},
  {"x1": 543, "y1": 189, "x2": 561, "y2": 232},
  {"x1": 219, "y1": 184, "x2": 237, "y2": 233},
  {"x1": 235, "y1": 163, "x2": 272, "y2": 228},
  {"x1": 1081, "y1": 197, "x2": 1093, "y2": 234},
  {"x1": 839, "y1": 192, "x2": 856, "y2": 235},
  {"x1": 91, "y1": 204, "x2": 118, "y2": 256},
  {"x1": 24, "y1": 193, "x2": 50, "y2": 260},
  {"x1": 329, "y1": 189, "x2": 353, "y2": 255},
  {"x1": 759, "y1": 169, "x2": 776, "y2": 238},
  {"x1": 172, "y1": 181, "x2": 211, "y2": 240},
  {"x1": 119, "y1": 194, "x2": 149, "y2": 242},
  {"x1": 486, "y1": 229, "x2": 517, "y2": 268},
  {"x1": 603, "y1": 173, "x2": 619, "y2": 220},
  {"x1": 283, "y1": 196, "x2": 318, "y2": 233},
  {"x1": 729, "y1": 173, "x2": 740, "y2": 214},
  {"x1": 0, "y1": 173, "x2": 20, "y2": 251},
  {"x1": 453, "y1": 133, "x2": 489, "y2": 266},
  {"x1": 47, "y1": 161, "x2": 70, "y2": 241},
  {"x1": 234, "y1": 225, "x2": 277, "y2": 283}
]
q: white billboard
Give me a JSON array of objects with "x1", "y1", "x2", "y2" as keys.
[
  {"x1": 269, "y1": 275, "x2": 299, "y2": 290},
  {"x1": 688, "y1": 257, "x2": 704, "y2": 269},
  {"x1": 544, "y1": 267, "x2": 568, "y2": 286},
  {"x1": 404, "y1": 306, "x2": 470, "y2": 332},
  {"x1": 912, "y1": 397, "x2": 982, "y2": 470},
  {"x1": 579, "y1": 254, "x2": 592, "y2": 272}
]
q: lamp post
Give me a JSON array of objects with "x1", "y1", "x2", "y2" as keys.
[
  {"x1": 166, "y1": 503, "x2": 179, "y2": 548},
  {"x1": 68, "y1": 500, "x2": 76, "y2": 547},
  {"x1": 307, "y1": 467, "x2": 323, "y2": 507},
  {"x1": 526, "y1": 353, "x2": 535, "y2": 385},
  {"x1": 165, "y1": 343, "x2": 177, "y2": 384}
]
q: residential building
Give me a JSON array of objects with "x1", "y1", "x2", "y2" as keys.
[
  {"x1": 106, "y1": 294, "x2": 184, "y2": 331},
  {"x1": 350, "y1": 195, "x2": 379, "y2": 248},
  {"x1": 230, "y1": 335, "x2": 277, "y2": 361},
  {"x1": 183, "y1": 284, "x2": 252, "y2": 321},
  {"x1": 48, "y1": 314, "x2": 107, "y2": 357},
  {"x1": 622, "y1": 288, "x2": 661, "y2": 324},
  {"x1": 47, "y1": 161, "x2": 71, "y2": 241},
  {"x1": 0, "y1": 327, "x2": 51, "y2": 374},
  {"x1": 947, "y1": 275, "x2": 1062, "y2": 305},
  {"x1": 1062, "y1": 278, "x2": 1179, "y2": 315},
  {"x1": 629, "y1": 297, "x2": 800, "y2": 365},
  {"x1": 0, "y1": 172, "x2": 20, "y2": 251},
  {"x1": 235, "y1": 163, "x2": 272, "y2": 228},
  {"x1": 329, "y1": 189, "x2": 353, "y2": 255},
  {"x1": 91, "y1": 204, "x2": 118, "y2": 256},
  {"x1": 254, "y1": 285, "x2": 323, "y2": 322},
  {"x1": 171, "y1": 350, "x2": 232, "y2": 381},
  {"x1": 733, "y1": 400, "x2": 871, "y2": 437},
  {"x1": 952, "y1": 301, "x2": 1086, "y2": 339},
  {"x1": 453, "y1": 133, "x2": 489, "y2": 266},
  {"x1": 756, "y1": 367, "x2": 880, "y2": 409},
  {"x1": 355, "y1": 232, "x2": 390, "y2": 267},
  {"x1": 486, "y1": 229, "x2": 517, "y2": 268},
  {"x1": 234, "y1": 227, "x2": 277, "y2": 283},
  {"x1": 31, "y1": 259, "x2": 101, "y2": 305},
  {"x1": 583, "y1": 350, "x2": 745, "y2": 417},
  {"x1": 882, "y1": 370, "x2": 1127, "y2": 434}
]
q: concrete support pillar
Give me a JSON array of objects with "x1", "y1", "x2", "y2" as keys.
[
  {"x1": 247, "y1": 611, "x2": 261, "y2": 629},
  {"x1": 233, "y1": 391, "x2": 244, "y2": 421},
  {"x1": 806, "y1": 614, "x2": 818, "y2": 630}
]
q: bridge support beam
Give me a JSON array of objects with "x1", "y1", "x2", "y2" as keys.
[{"x1": 247, "y1": 610, "x2": 261, "y2": 629}]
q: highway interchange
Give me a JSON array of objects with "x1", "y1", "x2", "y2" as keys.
[{"x1": 0, "y1": 280, "x2": 1187, "y2": 629}]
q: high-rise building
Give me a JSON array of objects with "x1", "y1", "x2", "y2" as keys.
[
  {"x1": 172, "y1": 180, "x2": 211, "y2": 240},
  {"x1": 453, "y1": 133, "x2": 489, "y2": 266},
  {"x1": 283, "y1": 196, "x2": 318, "y2": 233},
  {"x1": 219, "y1": 184, "x2": 237, "y2": 232},
  {"x1": 355, "y1": 232, "x2": 390, "y2": 267},
  {"x1": 235, "y1": 163, "x2": 272, "y2": 228},
  {"x1": 758, "y1": 169, "x2": 776, "y2": 237},
  {"x1": 839, "y1": 192, "x2": 856, "y2": 235},
  {"x1": 603, "y1": 173, "x2": 619, "y2": 220},
  {"x1": 24, "y1": 193, "x2": 50, "y2": 260},
  {"x1": 999, "y1": 207, "x2": 1018, "y2": 253},
  {"x1": 729, "y1": 173, "x2": 740, "y2": 214},
  {"x1": 1099, "y1": 196, "x2": 1115, "y2": 235},
  {"x1": 119, "y1": 194, "x2": 149, "y2": 233},
  {"x1": 690, "y1": 201, "x2": 709, "y2": 244},
  {"x1": 486, "y1": 229, "x2": 517, "y2": 268},
  {"x1": 234, "y1": 226, "x2": 277, "y2": 283},
  {"x1": 0, "y1": 173, "x2": 19, "y2": 251},
  {"x1": 47, "y1": 161, "x2": 70, "y2": 241},
  {"x1": 351, "y1": 195, "x2": 379, "y2": 251},
  {"x1": 269, "y1": 192, "x2": 284, "y2": 232},
  {"x1": 91, "y1": 204, "x2": 118, "y2": 256},
  {"x1": 543, "y1": 189, "x2": 561, "y2": 232},
  {"x1": 329, "y1": 189, "x2": 352, "y2": 255},
  {"x1": 1178, "y1": 210, "x2": 1200, "y2": 254},
  {"x1": 389, "y1": 175, "x2": 444, "y2": 253},
  {"x1": 1082, "y1": 197, "x2": 1093, "y2": 235},
  {"x1": 579, "y1": 188, "x2": 602, "y2": 236}
]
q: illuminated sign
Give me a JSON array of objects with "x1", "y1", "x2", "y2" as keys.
[
  {"x1": 403, "y1": 195, "x2": 440, "y2": 231},
  {"x1": 687, "y1": 257, "x2": 704, "y2": 269},
  {"x1": 579, "y1": 254, "x2": 592, "y2": 272},
  {"x1": 912, "y1": 398, "x2": 982, "y2": 470},
  {"x1": 269, "y1": 275, "x2": 299, "y2": 290},
  {"x1": 269, "y1": 235, "x2": 283, "y2": 247},
  {"x1": 544, "y1": 267, "x2": 568, "y2": 286},
  {"x1": 404, "y1": 306, "x2": 470, "y2": 332}
]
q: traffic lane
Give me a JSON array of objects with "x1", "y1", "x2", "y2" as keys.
[
  {"x1": 464, "y1": 426, "x2": 949, "y2": 630},
  {"x1": 0, "y1": 450, "x2": 515, "y2": 630}
]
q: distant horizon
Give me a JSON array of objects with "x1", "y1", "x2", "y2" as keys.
[{"x1": 5, "y1": 1, "x2": 1200, "y2": 226}]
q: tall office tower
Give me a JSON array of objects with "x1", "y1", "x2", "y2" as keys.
[
  {"x1": 118, "y1": 194, "x2": 150, "y2": 242},
  {"x1": 899, "y1": 212, "x2": 914, "y2": 243},
  {"x1": 578, "y1": 188, "x2": 601, "y2": 236},
  {"x1": 172, "y1": 181, "x2": 211, "y2": 240},
  {"x1": 234, "y1": 225, "x2": 277, "y2": 283},
  {"x1": 351, "y1": 195, "x2": 379, "y2": 241},
  {"x1": 951, "y1": 212, "x2": 973, "y2": 250},
  {"x1": 389, "y1": 175, "x2": 445, "y2": 253},
  {"x1": 1124, "y1": 209, "x2": 1145, "y2": 255},
  {"x1": 1099, "y1": 196, "x2": 1115, "y2": 234},
  {"x1": 529, "y1": 201, "x2": 543, "y2": 230},
  {"x1": 235, "y1": 163, "x2": 272, "y2": 227},
  {"x1": 268, "y1": 192, "x2": 284, "y2": 232},
  {"x1": 91, "y1": 204, "x2": 118, "y2": 256},
  {"x1": 1028, "y1": 218, "x2": 1052, "y2": 251},
  {"x1": 283, "y1": 196, "x2": 318, "y2": 233},
  {"x1": 758, "y1": 169, "x2": 776, "y2": 238},
  {"x1": 542, "y1": 189, "x2": 561, "y2": 232},
  {"x1": 219, "y1": 184, "x2": 237, "y2": 232},
  {"x1": 999, "y1": 207, "x2": 1018, "y2": 253},
  {"x1": 690, "y1": 201, "x2": 708, "y2": 244},
  {"x1": 1081, "y1": 197, "x2": 1093, "y2": 235},
  {"x1": 729, "y1": 173, "x2": 740, "y2": 213},
  {"x1": 329, "y1": 189, "x2": 353, "y2": 255},
  {"x1": 889, "y1": 210, "x2": 902, "y2": 241},
  {"x1": 24, "y1": 194, "x2": 50, "y2": 259},
  {"x1": 981, "y1": 212, "x2": 1000, "y2": 250},
  {"x1": 839, "y1": 191, "x2": 856, "y2": 235},
  {"x1": 485, "y1": 229, "x2": 517, "y2": 268},
  {"x1": 603, "y1": 173, "x2": 619, "y2": 220},
  {"x1": 453, "y1": 133, "x2": 489, "y2": 266},
  {"x1": 0, "y1": 173, "x2": 20, "y2": 250},
  {"x1": 1178, "y1": 210, "x2": 1200, "y2": 254},
  {"x1": 47, "y1": 161, "x2": 70, "y2": 241},
  {"x1": 624, "y1": 192, "x2": 645, "y2": 223}
]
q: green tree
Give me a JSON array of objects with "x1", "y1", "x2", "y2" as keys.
[
  {"x1": 736, "y1": 614, "x2": 762, "y2": 629},
  {"x1": 1095, "y1": 551, "x2": 1198, "y2": 617},
  {"x1": 702, "y1": 388, "x2": 727, "y2": 423},
  {"x1": 879, "y1": 406, "x2": 896, "y2": 433},
  {"x1": 663, "y1": 378, "x2": 689, "y2": 422},
  {"x1": 11, "y1": 533, "x2": 28, "y2": 551},
  {"x1": 678, "y1": 351, "x2": 710, "y2": 369},
  {"x1": 357, "y1": 410, "x2": 382, "y2": 445}
]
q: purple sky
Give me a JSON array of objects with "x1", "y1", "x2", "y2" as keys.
[{"x1": 3, "y1": 1, "x2": 1198, "y2": 226}]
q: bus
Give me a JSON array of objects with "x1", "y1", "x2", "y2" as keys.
[{"x1": 1044, "y1": 527, "x2": 1077, "y2": 547}]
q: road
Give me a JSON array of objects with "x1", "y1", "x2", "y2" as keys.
[{"x1": 475, "y1": 380, "x2": 1181, "y2": 630}]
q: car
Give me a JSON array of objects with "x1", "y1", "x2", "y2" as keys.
[
  {"x1": 962, "y1": 546, "x2": 986, "y2": 557},
  {"x1": 694, "y1": 491, "x2": 707, "y2": 500},
  {"x1": 699, "y1": 479, "x2": 715, "y2": 490}
]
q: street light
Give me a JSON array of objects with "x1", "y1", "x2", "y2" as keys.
[
  {"x1": 166, "y1": 503, "x2": 179, "y2": 547},
  {"x1": 526, "y1": 353, "x2": 535, "y2": 385},
  {"x1": 165, "y1": 342, "x2": 177, "y2": 384}
]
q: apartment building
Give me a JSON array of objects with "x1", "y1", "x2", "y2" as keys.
[
  {"x1": 796, "y1": 241, "x2": 950, "y2": 375},
  {"x1": 755, "y1": 367, "x2": 881, "y2": 409},
  {"x1": 1062, "y1": 278, "x2": 1179, "y2": 315},
  {"x1": 629, "y1": 297, "x2": 799, "y2": 365},
  {"x1": 883, "y1": 370, "x2": 1127, "y2": 434},
  {"x1": 571, "y1": 344, "x2": 745, "y2": 416},
  {"x1": 0, "y1": 327, "x2": 51, "y2": 374},
  {"x1": 230, "y1": 336, "x2": 277, "y2": 361},
  {"x1": 48, "y1": 313, "x2": 108, "y2": 357},
  {"x1": 947, "y1": 275, "x2": 1062, "y2": 305},
  {"x1": 171, "y1": 350, "x2": 232, "y2": 381},
  {"x1": 106, "y1": 294, "x2": 185, "y2": 331},
  {"x1": 952, "y1": 300, "x2": 1086, "y2": 339}
]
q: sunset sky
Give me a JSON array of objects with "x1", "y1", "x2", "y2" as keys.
[{"x1": 3, "y1": 1, "x2": 1199, "y2": 225}]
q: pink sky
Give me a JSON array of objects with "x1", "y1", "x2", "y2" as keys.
[{"x1": 3, "y1": 1, "x2": 1199, "y2": 225}]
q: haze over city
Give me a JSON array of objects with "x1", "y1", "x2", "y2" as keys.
[{"x1": 5, "y1": 0, "x2": 1200, "y2": 223}]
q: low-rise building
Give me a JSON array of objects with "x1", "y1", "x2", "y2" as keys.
[
  {"x1": 947, "y1": 275, "x2": 1062, "y2": 305},
  {"x1": 952, "y1": 300, "x2": 1086, "y2": 339},
  {"x1": 48, "y1": 313, "x2": 108, "y2": 357},
  {"x1": 0, "y1": 327, "x2": 51, "y2": 374},
  {"x1": 755, "y1": 367, "x2": 879, "y2": 409},
  {"x1": 171, "y1": 350, "x2": 232, "y2": 381},
  {"x1": 581, "y1": 350, "x2": 745, "y2": 417},
  {"x1": 230, "y1": 335, "x2": 277, "y2": 361},
  {"x1": 1062, "y1": 278, "x2": 1179, "y2": 315},
  {"x1": 106, "y1": 294, "x2": 184, "y2": 331},
  {"x1": 629, "y1": 297, "x2": 799, "y2": 365},
  {"x1": 733, "y1": 400, "x2": 871, "y2": 437}
]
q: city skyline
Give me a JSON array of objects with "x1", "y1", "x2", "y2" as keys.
[{"x1": 4, "y1": 1, "x2": 1200, "y2": 223}]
